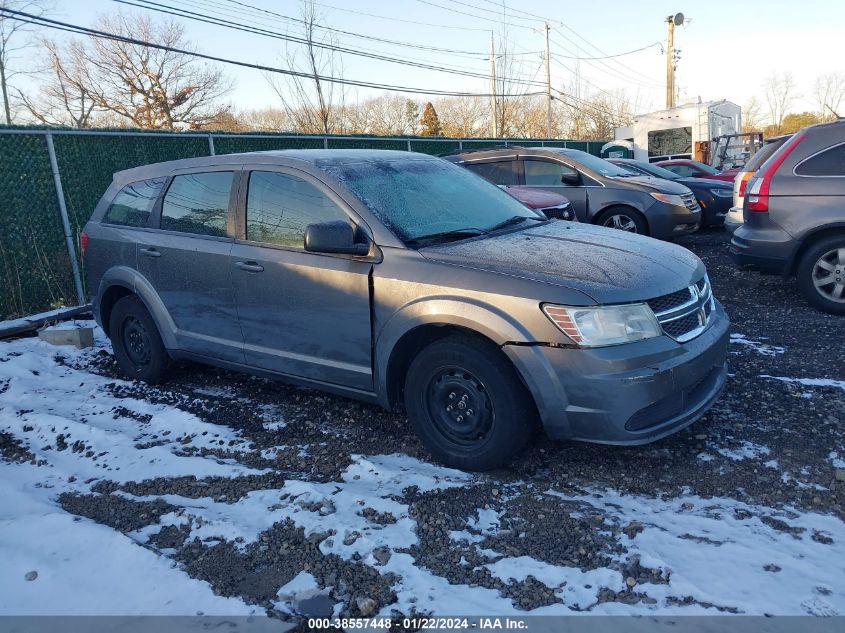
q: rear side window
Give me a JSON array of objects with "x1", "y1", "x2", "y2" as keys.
[
  {"x1": 246, "y1": 171, "x2": 349, "y2": 249},
  {"x1": 104, "y1": 178, "x2": 164, "y2": 227},
  {"x1": 524, "y1": 159, "x2": 578, "y2": 186},
  {"x1": 663, "y1": 164, "x2": 696, "y2": 177},
  {"x1": 161, "y1": 172, "x2": 233, "y2": 237},
  {"x1": 465, "y1": 161, "x2": 518, "y2": 186},
  {"x1": 795, "y1": 143, "x2": 845, "y2": 176},
  {"x1": 744, "y1": 138, "x2": 789, "y2": 172}
]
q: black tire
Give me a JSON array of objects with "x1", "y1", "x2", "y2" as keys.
[
  {"x1": 403, "y1": 335, "x2": 537, "y2": 471},
  {"x1": 108, "y1": 295, "x2": 172, "y2": 383},
  {"x1": 796, "y1": 235, "x2": 845, "y2": 315},
  {"x1": 595, "y1": 206, "x2": 649, "y2": 235}
]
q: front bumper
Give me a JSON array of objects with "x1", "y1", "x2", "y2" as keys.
[
  {"x1": 504, "y1": 303, "x2": 729, "y2": 444},
  {"x1": 724, "y1": 206, "x2": 743, "y2": 234},
  {"x1": 697, "y1": 193, "x2": 732, "y2": 226},
  {"x1": 647, "y1": 202, "x2": 701, "y2": 239}
]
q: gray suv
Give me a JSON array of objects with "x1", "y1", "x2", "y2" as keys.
[
  {"x1": 444, "y1": 147, "x2": 702, "y2": 239},
  {"x1": 730, "y1": 119, "x2": 845, "y2": 314},
  {"x1": 83, "y1": 150, "x2": 730, "y2": 470}
]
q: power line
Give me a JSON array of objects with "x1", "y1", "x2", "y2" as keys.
[
  {"x1": 552, "y1": 41, "x2": 662, "y2": 61},
  {"x1": 0, "y1": 7, "x2": 549, "y2": 98},
  {"x1": 411, "y1": 0, "x2": 535, "y2": 30},
  {"x1": 548, "y1": 33, "x2": 663, "y2": 89},
  {"x1": 311, "y1": 0, "x2": 491, "y2": 32},
  {"x1": 116, "y1": 0, "x2": 540, "y2": 86}
]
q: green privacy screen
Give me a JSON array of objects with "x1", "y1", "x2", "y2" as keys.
[{"x1": 0, "y1": 127, "x2": 606, "y2": 320}]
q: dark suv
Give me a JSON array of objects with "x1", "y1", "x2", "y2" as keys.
[
  {"x1": 83, "y1": 150, "x2": 729, "y2": 470},
  {"x1": 730, "y1": 120, "x2": 845, "y2": 314},
  {"x1": 444, "y1": 147, "x2": 701, "y2": 239}
]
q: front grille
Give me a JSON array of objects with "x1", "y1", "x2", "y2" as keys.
[
  {"x1": 647, "y1": 275, "x2": 714, "y2": 343},
  {"x1": 681, "y1": 192, "x2": 700, "y2": 211}
]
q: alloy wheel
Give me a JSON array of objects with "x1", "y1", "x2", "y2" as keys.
[
  {"x1": 603, "y1": 214, "x2": 638, "y2": 232},
  {"x1": 812, "y1": 248, "x2": 845, "y2": 303}
]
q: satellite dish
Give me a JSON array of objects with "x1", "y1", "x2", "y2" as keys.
[{"x1": 674, "y1": 12, "x2": 685, "y2": 26}]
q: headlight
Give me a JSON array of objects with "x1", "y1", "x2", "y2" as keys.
[
  {"x1": 711, "y1": 189, "x2": 732, "y2": 198},
  {"x1": 649, "y1": 192, "x2": 685, "y2": 206},
  {"x1": 543, "y1": 303, "x2": 662, "y2": 347}
]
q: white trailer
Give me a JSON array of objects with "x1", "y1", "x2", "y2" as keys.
[{"x1": 613, "y1": 100, "x2": 742, "y2": 165}]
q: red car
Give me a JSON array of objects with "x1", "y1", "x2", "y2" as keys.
[
  {"x1": 502, "y1": 185, "x2": 577, "y2": 221},
  {"x1": 655, "y1": 159, "x2": 738, "y2": 183}
]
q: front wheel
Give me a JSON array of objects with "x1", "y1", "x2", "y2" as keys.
[
  {"x1": 596, "y1": 207, "x2": 648, "y2": 235},
  {"x1": 796, "y1": 235, "x2": 845, "y2": 314},
  {"x1": 403, "y1": 335, "x2": 537, "y2": 471}
]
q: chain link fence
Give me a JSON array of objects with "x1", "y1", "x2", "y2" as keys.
[{"x1": 0, "y1": 126, "x2": 606, "y2": 320}]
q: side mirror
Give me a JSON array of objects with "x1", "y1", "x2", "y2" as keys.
[
  {"x1": 304, "y1": 221, "x2": 370, "y2": 256},
  {"x1": 560, "y1": 171, "x2": 581, "y2": 186}
]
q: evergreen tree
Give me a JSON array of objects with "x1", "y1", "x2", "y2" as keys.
[{"x1": 419, "y1": 102, "x2": 443, "y2": 136}]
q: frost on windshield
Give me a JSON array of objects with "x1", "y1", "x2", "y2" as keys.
[{"x1": 321, "y1": 158, "x2": 534, "y2": 241}]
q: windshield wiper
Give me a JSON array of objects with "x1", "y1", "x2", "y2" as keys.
[
  {"x1": 405, "y1": 228, "x2": 486, "y2": 245},
  {"x1": 486, "y1": 215, "x2": 545, "y2": 232}
]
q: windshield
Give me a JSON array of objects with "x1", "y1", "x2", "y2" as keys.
[
  {"x1": 551, "y1": 149, "x2": 634, "y2": 177},
  {"x1": 628, "y1": 161, "x2": 681, "y2": 180},
  {"x1": 322, "y1": 158, "x2": 542, "y2": 242},
  {"x1": 690, "y1": 161, "x2": 720, "y2": 175}
]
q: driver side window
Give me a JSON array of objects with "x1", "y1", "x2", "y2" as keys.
[{"x1": 524, "y1": 159, "x2": 578, "y2": 186}]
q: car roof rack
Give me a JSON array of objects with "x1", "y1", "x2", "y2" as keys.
[{"x1": 437, "y1": 144, "x2": 536, "y2": 157}]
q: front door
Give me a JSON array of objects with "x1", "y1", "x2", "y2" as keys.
[
  {"x1": 521, "y1": 158, "x2": 590, "y2": 221},
  {"x1": 137, "y1": 168, "x2": 244, "y2": 363},
  {"x1": 230, "y1": 167, "x2": 373, "y2": 391}
]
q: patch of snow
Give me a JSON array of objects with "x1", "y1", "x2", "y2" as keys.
[
  {"x1": 829, "y1": 452, "x2": 845, "y2": 470},
  {"x1": 761, "y1": 375, "x2": 845, "y2": 392},
  {"x1": 730, "y1": 334, "x2": 784, "y2": 356},
  {"x1": 714, "y1": 441, "x2": 770, "y2": 461}
]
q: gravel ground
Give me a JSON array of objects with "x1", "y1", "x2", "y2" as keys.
[{"x1": 3, "y1": 229, "x2": 845, "y2": 624}]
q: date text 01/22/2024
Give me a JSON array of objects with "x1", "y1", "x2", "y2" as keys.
[{"x1": 307, "y1": 618, "x2": 528, "y2": 629}]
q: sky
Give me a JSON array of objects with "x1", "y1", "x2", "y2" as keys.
[{"x1": 10, "y1": 0, "x2": 845, "y2": 118}]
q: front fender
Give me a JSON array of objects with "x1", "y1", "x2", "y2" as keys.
[
  {"x1": 97, "y1": 266, "x2": 178, "y2": 349},
  {"x1": 373, "y1": 295, "x2": 542, "y2": 406}
]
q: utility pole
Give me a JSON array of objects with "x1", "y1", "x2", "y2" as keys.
[
  {"x1": 490, "y1": 31, "x2": 498, "y2": 137},
  {"x1": 544, "y1": 22, "x2": 552, "y2": 138},
  {"x1": 665, "y1": 16, "x2": 675, "y2": 109}
]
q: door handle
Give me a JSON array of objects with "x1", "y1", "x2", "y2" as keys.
[
  {"x1": 140, "y1": 247, "x2": 161, "y2": 258},
  {"x1": 235, "y1": 261, "x2": 264, "y2": 273}
]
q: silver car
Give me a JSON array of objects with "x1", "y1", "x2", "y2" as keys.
[{"x1": 83, "y1": 150, "x2": 730, "y2": 470}]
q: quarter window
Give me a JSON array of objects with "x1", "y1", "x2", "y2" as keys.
[
  {"x1": 161, "y1": 172, "x2": 233, "y2": 237},
  {"x1": 795, "y1": 144, "x2": 845, "y2": 176},
  {"x1": 246, "y1": 171, "x2": 349, "y2": 249},
  {"x1": 465, "y1": 161, "x2": 518, "y2": 186},
  {"x1": 524, "y1": 159, "x2": 578, "y2": 186},
  {"x1": 104, "y1": 178, "x2": 164, "y2": 227}
]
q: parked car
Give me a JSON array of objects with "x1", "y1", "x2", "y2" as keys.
[
  {"x1": 607, "y1": 158, "x2": 733, "y2": 227},
  {"x1": 502, "y1": 186, "x2": 577, "y2": 221},
  {"x1": 725, "y1": 134, "x2": 792, "y2": 234},
  {"x1": 444, "y1": 147, "x2": 701, "y2": 239},
  {"x1": 730, "y1": 120, "x2": 845, "y2": 314},
  {"x1": 656, "y1": 159, "x2": 738, "y2": 182},
  {"x1": 83, "y1": 150, "x2": 729, "y2": 471}
]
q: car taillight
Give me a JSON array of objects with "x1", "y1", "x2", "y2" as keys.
[
  {"x1": 746, "y1": 131, "x2": 806, "y2": 212},
  {"x1": 80, "y1": 231, "x2": 89, "y2": 257},
  {"x1": 737, "y1": 173, "x2": 751, "y2": 198}
]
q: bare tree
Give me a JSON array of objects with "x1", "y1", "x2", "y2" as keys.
[
  {"x1": 266, "y1": 0, "x2": 343, "y2": 134},
  {"x1": 764, "y1": 73, "x2": 798, "y2": 135},
  {"x1": 17, "y1": 37, "x2": 97, "y2": 127},
  {"x1": 814, "y1": 73, "x2": 845, "y2": 121},
  {"x1": 491, "y1": 25, "x2": 537, "y2": 137},
  {"x1": 434, "y1": 96, "x2": 487, "y2": 137},
  {"x1": 0, "y1": 0, "x2": 51, "y2": 124},
  {"x1": 240, "y1": 107, "x2": 292, "y2": 131},
  {"x1": 742, "y1": 96, "x2": 765, "y2": 132},
  {"x1": 84, "y1": 11, "x2": 231, "y2": 129}
]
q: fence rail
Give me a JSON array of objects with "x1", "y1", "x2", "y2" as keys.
[{"x1": 0, "y1": 126, "x2": 606, "y2": 320}]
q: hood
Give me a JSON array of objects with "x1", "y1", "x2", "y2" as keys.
[
  {"x1": 504, "y1": 186, "x2": 570, "y2": 209},
  {"x1": 605, "y1": 175, "x2": 693, "y2": 195},
  {"x1": 677, "y1": 176, "x2": 732, "y2": 191},
  {"x1": 419, "y1": 220, "x2": 704, "y2": 304}
]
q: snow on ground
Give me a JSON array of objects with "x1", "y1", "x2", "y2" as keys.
[
  {"x1": 761, "y1": 375, "x2": 845, "y2": 393},
  {"x1": 729, "y1": 334, "x2": 785, "y2": 357},
  {"x1": 2, "y1": 325, "x2": 845, "y2": 617}
]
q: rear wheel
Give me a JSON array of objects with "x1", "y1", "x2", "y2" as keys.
[
  {"x1": 108, "y1": 295, "x2": 172, "y2": 383},
  {"x1": 797, "y1": 235, "x2": 845, "y2": 314},
  {"x1": 596, "y1": 207, "x2": 648, "y2": 235},
  {"x1": 403, "y1": 335, "x2": 536, "y2": 471}
]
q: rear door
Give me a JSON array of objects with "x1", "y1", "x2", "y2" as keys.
[
  {"x1": 229, "y1": 165, "x2": 374, "y2": 391},
  {"x1": 137, "y1": 167, "x2": 244, "y2": 363},
  {"x1": 520, "y1": 158, "x2": 590, "y2": 221}
]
